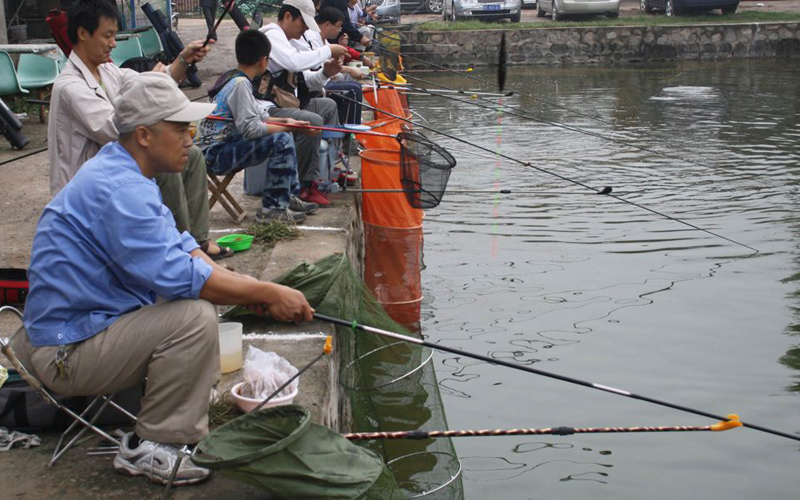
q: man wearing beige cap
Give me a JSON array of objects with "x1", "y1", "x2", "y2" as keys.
[{"x1": 13, "y1": 72, "x2": 314, "y2": 486}]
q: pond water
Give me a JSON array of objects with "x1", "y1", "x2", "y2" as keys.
[{"x1": 411, "y1": 59, "x2": 800, "y2": 499}]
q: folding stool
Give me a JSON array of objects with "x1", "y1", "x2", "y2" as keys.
[
  {"x1": 207, "y1": 171, "x2": 246, "y2": 223},
  {"x1": 0, "y1": 305, "x2": 137, "y2": 466}
]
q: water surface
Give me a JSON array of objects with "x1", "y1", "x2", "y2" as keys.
[{"x1": 413, "y1": 60, "x2": 800, "y2": 499}]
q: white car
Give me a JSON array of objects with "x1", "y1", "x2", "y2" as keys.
[
  {"x1": 443, "y1": 0, "x2": 523, "y2": 22},
  {"x1": 521, "y1": 0, "x2": 537, "y2": 7},
  {"x1": 536, "y1": 0, "x2": 619, "y2": 19}
]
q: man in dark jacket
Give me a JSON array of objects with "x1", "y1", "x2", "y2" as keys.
[
  {"x1": 321, "y1": 0, "x2": 370, "y2": 48},
  {"x1": 200, "y1": 0, "x2": 218, "y2": 40}
]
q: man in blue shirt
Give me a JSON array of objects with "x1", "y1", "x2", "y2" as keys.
[{"x1": 12, "y1": 72, "x2": 314, "y2": 486}]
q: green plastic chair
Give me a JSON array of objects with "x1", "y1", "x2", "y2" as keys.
[
  {"x1": 17, "y1": 53, "x2": 59, "y2": 89},
  {"x1": 16, "y1": 53, "x2": 59, "y2": 122},
  {"x1": 0, "y1": 51, "x2": 29, "y2": 96},
  {"x1": 139, "y1": 28, "x2": 163, "y2": 58},
  {"x1": 110, "y1": 38, "x2": 144, "y2": 66}
]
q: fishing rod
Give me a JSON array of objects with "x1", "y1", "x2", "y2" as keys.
[
  {"x1": 344, "y1": 418, "x2": 743, "y2": 441},
  {"x1": 391, "y1": 85, "x2": 512, "y2": 98},
  {"x1": 334, "y1": 90, "x2": 759, "y2": 253},
  {"x1": 372, "y1": 38, "x2": 643, "y2": 133},
  {"x1": 0, "y1": 147, "x2": 47, "y2": 167},
  {"x1": 346, "y1": 187, "x2": 614, "y2": 196},
  {"x1": 375, "y1": 41, "x2": 747, "y2": 174},
  {"x1": 401, "y1": 74, "x2": 725, "y2": 172},
  {"x1": 313, "y1": 313, "x2": 799, "y2": 443},
  {"x1": 203, "y1": 0, "x2": 236, "y2": 47},
  {"x1": 203, "y1": 116, "x2": 396, "y2": 137}
]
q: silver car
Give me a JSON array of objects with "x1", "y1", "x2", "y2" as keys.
[
  {"x1": 443, "y1": 0, "x2": 523, "y2": 22},
  {"x1": 535, "y1": 0, "x2": 619, "y2": 19},
  {"x1": 368, "y1": 0, "x2": 402, "y2": 23}
]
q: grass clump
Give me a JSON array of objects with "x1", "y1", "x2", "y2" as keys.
[
  {"x1": 420, "y1": 11, "x2": 800, "y2": 31},
  {"x1": 244, "y1": 221, "x2": 302, "y2": 244},
  {"x1": 209, "y1": 391, "x2": 241, "y2": 428}
]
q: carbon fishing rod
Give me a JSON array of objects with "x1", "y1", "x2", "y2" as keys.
[
  {"x1": 313, "y1": 313, "x2": 799, "y2": 444},
  {"x1": 203, "y1": 0, "x2": 236, "y2": 47},
  {"x1": 373, "y1": 38, "x2": 648, "y2": 134},
  {"x1": 401, "y1": 73, "x2": 724, "y2": 172},
  {"x1": 375, "y1": 40, "x2": 742, "y2": 173},
  {"x1": 334, "y1": 90, "x2": 759, "y2": 253},
  {"x1": 344, "y1": 418, "x2": 743, "y2": 441},
  {"x1": 346, "y1": 187, "x2": 614, "y2": 196}
]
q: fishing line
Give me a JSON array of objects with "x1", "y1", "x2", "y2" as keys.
[
  {"x1": 402, "y1": 73, "x2": 735, "y2": 173},
  {"x1": 335, "y1": 91, "x2": 760, "y2": 253},
  {"x1": 314, "y1": 313, "x2": 799, "y2": 444},
  {"x1": 375, "y1": 41, "x2": 775, "y2": 182}
]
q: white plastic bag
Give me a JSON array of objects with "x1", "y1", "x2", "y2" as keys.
[{"x1": 240, "y1": 346, "x2": 299, "y2": 400}]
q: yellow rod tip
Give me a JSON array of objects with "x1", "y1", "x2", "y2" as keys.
[
  {"x1": 711, "y1": 414, "x2": 742, "y2": 432},
  {"x1": 324, "y1": 336, "x2": 333, "y2": 355}
]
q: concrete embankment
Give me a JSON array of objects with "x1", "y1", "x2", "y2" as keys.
[
  {"x1": 401, "y1": 22, "x2": 800, "y2": 67},
  {"x1": 0, "y1": 18, "x2": 367, "y2": 498}
]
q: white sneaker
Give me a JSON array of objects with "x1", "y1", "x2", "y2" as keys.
[{"x1": 113, "y1": 432, "x2": 211, "y2": 486}]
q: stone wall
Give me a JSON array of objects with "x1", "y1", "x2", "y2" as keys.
[{"x1": 400, "y1": 22, "x2": 800, "y2": 67}]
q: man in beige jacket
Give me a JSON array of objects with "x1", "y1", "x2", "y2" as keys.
[{"x1": 49, "y1": 0, "x2": 230, "y2": 259}]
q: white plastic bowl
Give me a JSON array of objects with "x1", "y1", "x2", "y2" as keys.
[{"x1": 231, "y1": 382, "x2": 298, "y2": 413}]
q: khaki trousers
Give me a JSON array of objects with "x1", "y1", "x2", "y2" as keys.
[
  {"x1": 12, "y1": 300, "x2": 219, "y2": 444},
  {"x1": 156, "y1": 145, "x2": 210, "y2": 245}
]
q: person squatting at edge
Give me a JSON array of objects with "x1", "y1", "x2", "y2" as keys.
[
  {"x1": 12, "y1": 73, "x2": 315, "y2": 486},
  {"x1": 200, "y1": 29, "x2": 321, "y2": 224},
  {"x1": 48, "y1": 0, "x2": 233, "y2": 260}
]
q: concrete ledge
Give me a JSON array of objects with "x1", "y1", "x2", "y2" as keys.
[{"x1": 400, "y1": 21, "x2": 800, "y2": 67}]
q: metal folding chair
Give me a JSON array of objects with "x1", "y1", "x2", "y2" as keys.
[
  {"x1": 207, "y1": 171, "x2": 246, "y2": 223},
  {"x1": 0, "y1": 305, "x2": 137, "y2": 466}
]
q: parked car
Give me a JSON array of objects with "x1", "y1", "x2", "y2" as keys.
[
  {"x1": 521, "y1": 0, "x2": 537, "y2": 7},
  {"x1": 367, "y1": 0, "x2": 402, "y2": 23},
  {"x1": 401, "y1": 0, "x2": 444, "y2": 14},
  {"x1": 443, "y1": 0, "x2": 523, "y2": 22},
  {"x1": 640, "y1": 0, "x2": 738, "y2": 16},
  {"x1": 536, "y1": 0, "x2": 619, "y2": 20}
]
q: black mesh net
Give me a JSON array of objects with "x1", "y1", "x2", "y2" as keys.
[{"x1": 399, "y1": 132, "x2": 457, "y2": 209}]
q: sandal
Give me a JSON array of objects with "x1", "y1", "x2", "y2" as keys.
[{"x1": 199, "y1": 240, "x2": 235, "y2": 261}]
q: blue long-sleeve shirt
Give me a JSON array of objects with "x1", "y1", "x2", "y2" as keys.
[{"x1": 23, "y1": 142, "x2": 213, "y2": 347}]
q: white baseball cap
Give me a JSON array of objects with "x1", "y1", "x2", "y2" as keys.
[
  {"x1": 114, "y1": 72, "x2": 216, "y2": 134},
  {"x1": 282, "y1": 0, "x2": 320, "y2": 32}
]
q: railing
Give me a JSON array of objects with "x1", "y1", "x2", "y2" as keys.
[{"x1": 173, "y1": 0, "x2": 200, "y2": 13}]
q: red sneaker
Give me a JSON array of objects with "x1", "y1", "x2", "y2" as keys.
[{"x1": 300, "y1": 182, "x2": 330, "y2": 207}]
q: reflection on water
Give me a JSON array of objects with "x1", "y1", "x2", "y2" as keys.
[{"x1": 416, "y1": 59, "x2": 800, "y2": 499}]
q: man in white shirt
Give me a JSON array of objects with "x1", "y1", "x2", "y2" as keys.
[
  {"x1": 259, "y1": 0, "x2": 349, "y2": 207},
  {"x1": 49, "y1": 0, "x2": 230, "y2": 259}
]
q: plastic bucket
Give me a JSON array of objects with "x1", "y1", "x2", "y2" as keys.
[
  {"x1": 360, "y1": 149, "x2": 423, "y2": 229},
  {"x1": 218, "y1": 322, "x2": 243, "y2": 374}
]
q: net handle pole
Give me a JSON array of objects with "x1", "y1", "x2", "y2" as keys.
[{"x1": 313, "y1": 313, "x2": 800, "y2": 444}]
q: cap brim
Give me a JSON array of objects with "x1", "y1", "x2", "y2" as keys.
[
  {"x1": 302, "y1": 12, "x2": 320, "y2": 32},
  {"x1": 164, "y1": 102, "x2": 217, "y2": 124}
]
